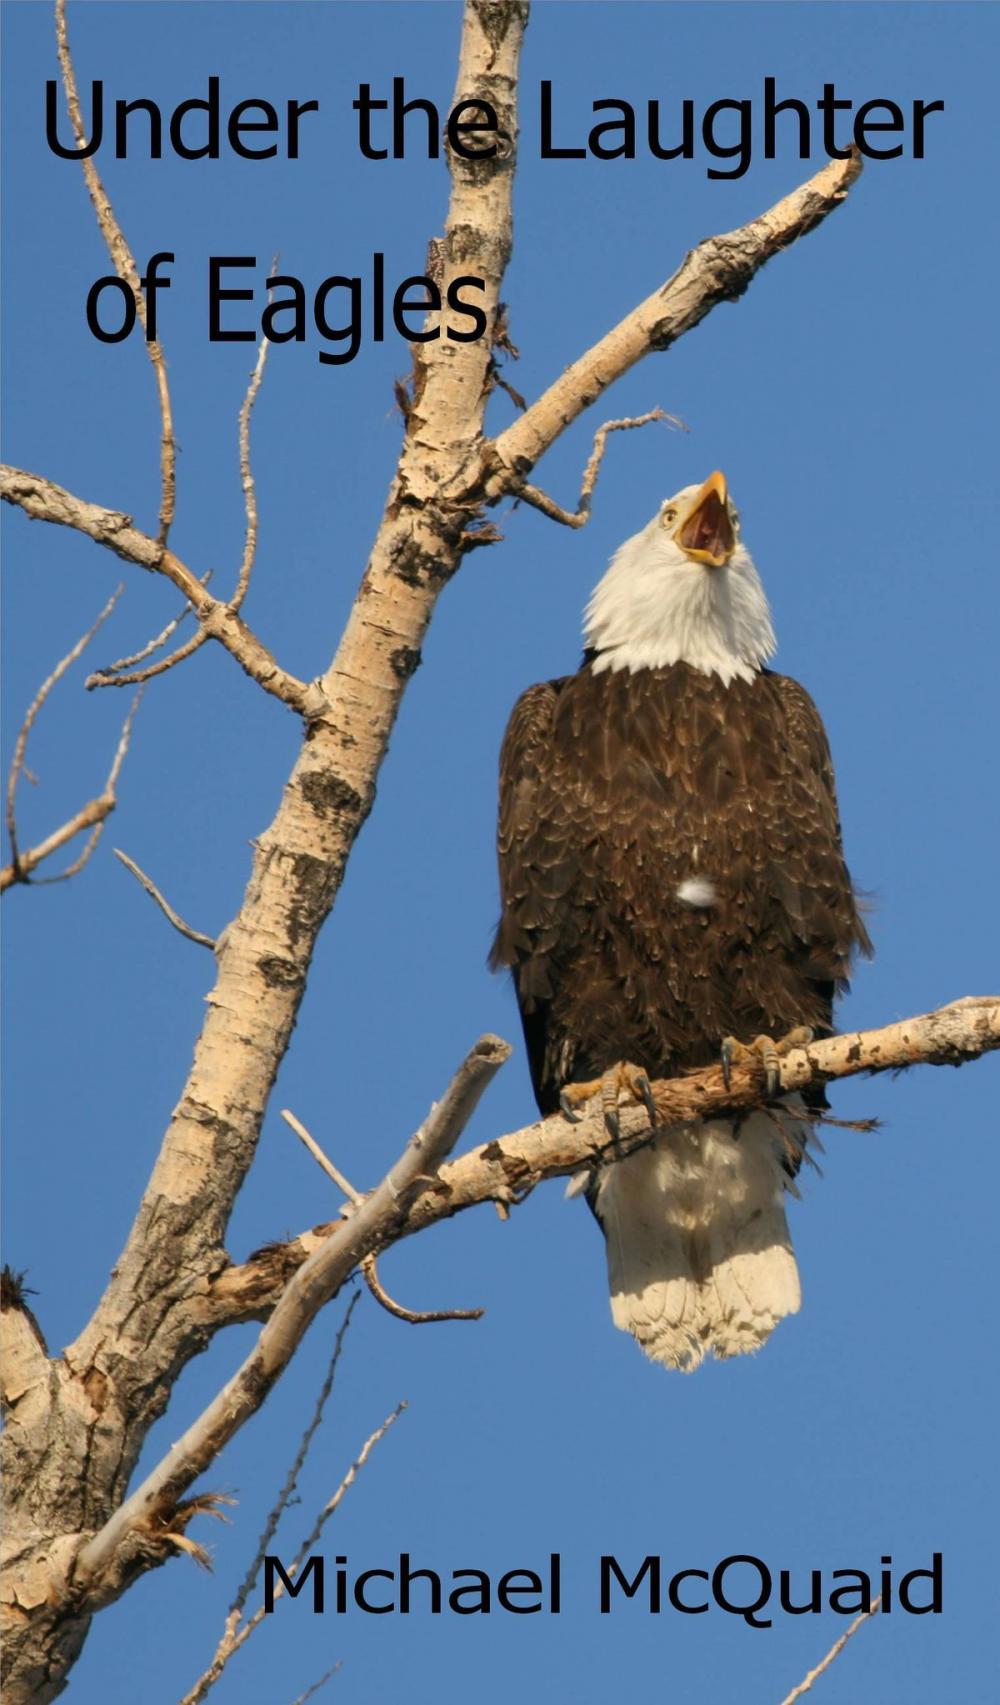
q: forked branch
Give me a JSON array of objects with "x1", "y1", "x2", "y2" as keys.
[
  {"x1": 0, "y1": 466, "x2": 315, "y2": 714},
  {"x1": 2, "y1": 588, "x2": 142, "y2": 891}
]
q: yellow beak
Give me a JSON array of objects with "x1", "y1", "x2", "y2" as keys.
[{"x1": 676, "y1": 470, "x2": 736, "y2": 567}]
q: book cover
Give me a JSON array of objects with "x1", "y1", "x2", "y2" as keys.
[{"x1": 3, "y1": 4, "x2": 997, "y2": 1702}]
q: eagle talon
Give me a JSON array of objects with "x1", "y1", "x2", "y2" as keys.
[
  {"x1": 635, "y1": 1073, "x2": 657, "y2": 1126},
  {"x1": 720, "y1": 1038, "x2": 735, "y2": 1093},
  {"x1": 604, "y1": 1108, "x2": 622, "y2": 1144},
  {"x1": 559, "y1": 1091, "x2": 584, "y2": 1124},
  {"x1": 722, "y1": 1030, "x2": 809, "y2": 1101}
]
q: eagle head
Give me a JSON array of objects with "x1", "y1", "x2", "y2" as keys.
[{"x1": 584, "y1": 471, "x2": 777, "y2": 685}]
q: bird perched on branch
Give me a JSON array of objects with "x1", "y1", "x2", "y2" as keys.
[{"x1": 490, "y1": 472, "x2": 870, "y2": 1370}]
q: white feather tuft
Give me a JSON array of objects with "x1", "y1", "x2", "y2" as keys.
[{"x1": 676, "y1": 876, "x2": 717, "y2": 908}]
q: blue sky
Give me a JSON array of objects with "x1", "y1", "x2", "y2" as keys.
[{"x1": 3, "y1": 3, "x2": 998, "y2": 1702}]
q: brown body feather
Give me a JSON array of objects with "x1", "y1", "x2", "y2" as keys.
[{"x1": 491, "y1": 660, "x2": 870, "y2": 1114}]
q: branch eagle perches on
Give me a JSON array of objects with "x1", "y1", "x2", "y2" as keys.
[
  {"x1": 201, "y1": 997, "x2": 1000, "y2": 1330},
  {"x1": 2, "y1": 2, "x2": 968, "y2": 1702}
]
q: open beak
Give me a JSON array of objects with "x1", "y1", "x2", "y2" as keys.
[{"x1": 676, "y1": 470, "x2": 736, "y2": 567}]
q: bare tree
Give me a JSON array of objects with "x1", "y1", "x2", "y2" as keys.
[{"x1": 2, "y1": 5, "x2": 996, "y2": 1702}]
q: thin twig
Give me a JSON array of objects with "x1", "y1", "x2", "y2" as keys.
[
  {"x1": 93, "y1": 575, "x2": 212, "y2": 676},
  {"x1": 237, "y1": 1406, "x2": 405, "y2": 1639},
  {"x1": 812, "y1": 1111, "x2": 882, "y2": 1133},
  {"x1": 2, "y1": 682, "x2": 141, "y2": 893},
  {"x1": 178, "y1": 1401, "x2": 403, "y2": 1705},
  {"x1": 113, "y1": 849, "x2": 215, "y2": 949},
  {"x1": 88, "y1": 574, "x2": 214, "y2": 690},
  {"x1": 231, "y1": 266, "x2": 276, "y2": 613},
  {"x1": 30, "y1": 691, "x2": 143, "y2": 887},
  {"x1": 89, "y1": 628, "x2": 209, "y2": 691},
  {"x1": 288, "y1": 1665, "x2": 342, "y2": 1705},
  {"x1": 281, "y1": 1110, "x2": 362, "y2": 1203},
  {"x1": 361, "y1": 1256, "x2": 483, "y2": 1325},
  {"x1": 6, "y1": 582, "x2": 124, "y2": 871},
  {"x1": 777, "y1": 1596, "x2": 882, "y2": 1705},
  {"x1": 55, "y1": 0, "x2": 175, "y2": 543},
  {"x1": 513, "y1": 409, "x2": 677, "y2": 528},
  {"x1": 230, "y1": 1294, "x2": 361, "y2": 1624}
]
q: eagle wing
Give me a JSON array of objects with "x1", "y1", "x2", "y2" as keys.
[
  {"x1": 489, "y1": 676, "x2": 584, "y2": 1099},
  {"x1": 766, "y1": 672, "x2": 873, "y2": 976}
]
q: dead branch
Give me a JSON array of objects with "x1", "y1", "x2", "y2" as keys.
[
  {"x1": 73, "y1": 1036, "x2": 508, "y2": 1600},
  {"x1": 5, "y1": 582, "x2": 123, "y2": 871},
  {"x1": 777, "y1": 1596, "x2": 883, "y2": 1704},
  {"x1": 113, "y1": 849, "x2": 216, "y2": 949},
  {"x1": 207, "y1": 997, "x2": 999, "y2": 1329},
  {"x1": 228, "y1": 1294, "x2": 361, "y2": 1627},
  {"x1": 88, "y1": 575, "x2": 213, "y2": 691},
  {"x1": 360, "y1": 1258, "x2": 483, "y2": 1326},
  {"x1": 231, "y1": 306, "x2": 273, "y2": 614},
  {"x1": 178, "y1": 1296, "x2": 361, "y2": 1705},
  {"x1": 287, "y1": 1667, "x2": 342, "y2": 1705},
  {"x1": 180, "y1": 1394, "x2": 401, "y2": 1705},
  {"x1": 55, "y1": 0, "x2": 176, "y2": 544},
  {"x1": 0, "y1": 466, "x2": 315, "y2": 714},
  {"x1": 282, "y1": 1109, "x2": 482, "y2": 1323},
  {"x1": 281, "y1": 1109, "x2": 362, "y2": 1204},
  {"x1": 513, "y1": 409, "x2": 679, "y2": 527},
  {"x1": 89, "y1": 627, "x2": 209, "y2": 691},
  {"x1": 3, "y1": 639, "x2": 141, "y2": 893}
]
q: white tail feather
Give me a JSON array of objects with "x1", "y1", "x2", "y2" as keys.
[{"x1": 593, "y1": 1110, "x2": 806, "y2": 1371}]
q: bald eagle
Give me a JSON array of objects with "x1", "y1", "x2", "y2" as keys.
[{"x1": 490, "y1": 472, "x2": 871, "y2": 1371}]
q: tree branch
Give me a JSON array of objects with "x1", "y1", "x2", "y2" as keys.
[
  {"x1": 87, "y1": 574, "x2": 211, "y2": 690},
  {"x1": 230, "y1": 303, "x2": 273, "y2": 614},
  {"x1": 512, "y1": 408, "x2": 677, "y2": 527},
  {"x1": 207, "y1": 998, "x2": 999, "y2": 1328},
  {"x1": 55, "y1": 0, "x2": 176, "y2": 545},
  {"x1": 113, "y1": 849, "x2": 216, "y2": 949},
  {"x1": 0, "y1": 466, "x2": 314, "y2": 714},
  {"x1": 776, "y1": 1596, "x2": 882, "y2": 1704},
  {"x1": 485, "y1": 150, "x2": 862, "y2": 493},
  {"x1": 2, "y1": 628, "x2": 141, "y2": 895},
  {"x1": 180, "y1": 1390, "x2": 400, "y2": 1705}
]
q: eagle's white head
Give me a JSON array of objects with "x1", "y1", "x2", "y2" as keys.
[{"x1": 584, "y1": 471, "x2": 776, "y2": 685}]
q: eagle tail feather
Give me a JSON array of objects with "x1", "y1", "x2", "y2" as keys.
[{"x1": 594, "y1": 1112, "x2": 805, "y2": 1372}]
